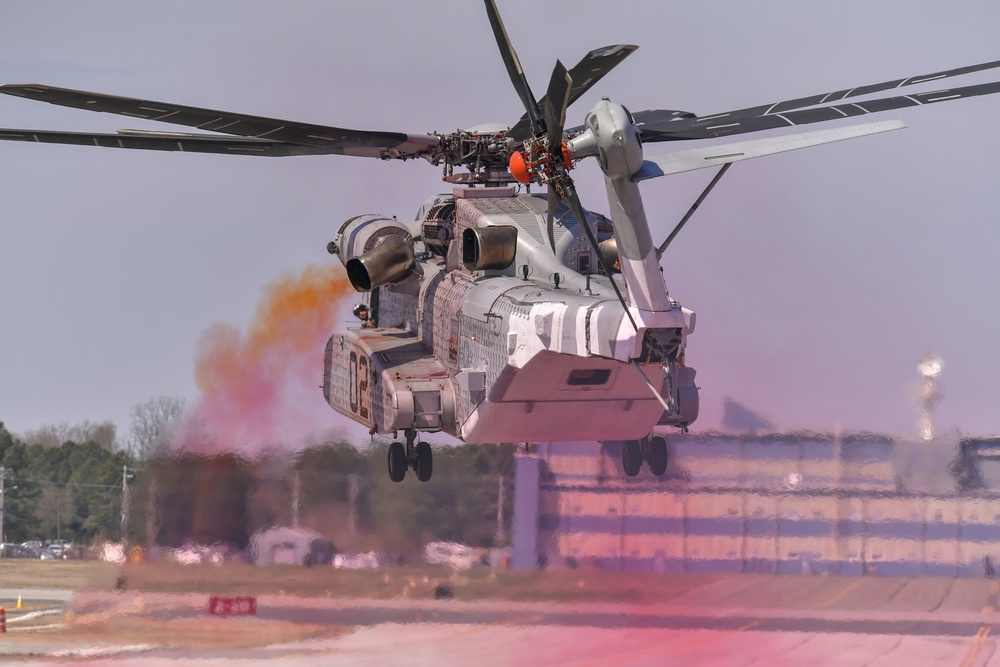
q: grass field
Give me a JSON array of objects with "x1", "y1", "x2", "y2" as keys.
[
  {"x1": 0, "y1": 560, "x2": 118, "y2": 591},
  {"x1": 0, "y1": 560, "x2": 720, "y2": 605}
]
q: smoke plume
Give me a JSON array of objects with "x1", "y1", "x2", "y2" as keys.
[{"x1": 177, "y1": 263, "x2": 354, "y2": 454}]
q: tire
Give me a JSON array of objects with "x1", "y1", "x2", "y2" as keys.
[
  {"x1": 622, "y1": 440, "x2": 642, "y2": 477},
  {"x1": 388, "y1": 441, "x2": 407, "y2": 482},
  {"x1": 415, "y1": 441, "x2": 433, "y2": 482},
  {"x1": 646, "y1": 436, "x2": 668, "y2": 477}
]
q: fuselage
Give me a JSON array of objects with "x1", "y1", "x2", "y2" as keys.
[{"x1": 323, "y1": 184, "x2": 699, "y2": 443}]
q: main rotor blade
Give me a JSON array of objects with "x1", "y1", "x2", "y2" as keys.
[
  {"x1": 0, "y1": 128, "x2": 339, "y2": 156},
  {"x1": 0, "y1": 84, "x2": 440, "y2": 157},
  {"x1": 483, "y1": 0, "x2": 543, "y2": 137},
  {"x1": 563, "y1": 184, "x2": 637, "y2": 332},
  {"x1": 508, "y1": 44, "x2": 638, "y2": 142},
  {"x1": 544, "y1": 61, "x2": 572, "y2": 153},
  {"x1": 637, "y1": 78, "x2": 1000, "y2": 142},
  {"x1": 640, "y1": 58, "x2": 1000, "y2": 138}
]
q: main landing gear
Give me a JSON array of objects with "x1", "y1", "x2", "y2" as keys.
[
  {"x1": 387, "y1": 429, "x2": 432, "y2": 483},
  {"x1": 622, "y1": 435, "x2": 668, "y2": 478}
]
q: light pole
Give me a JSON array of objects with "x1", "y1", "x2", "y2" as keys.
[{"x1": 917, "y1": 353, "x2": 943, "y2": 442}]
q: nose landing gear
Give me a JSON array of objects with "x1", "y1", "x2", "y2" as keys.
[{"x1": 386, "y1": 429, "x2": 433, "y2": 483}]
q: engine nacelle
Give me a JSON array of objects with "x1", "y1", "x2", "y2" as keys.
[{"x1": 328, "y1": 214, "x2": 414, "y2": 292}]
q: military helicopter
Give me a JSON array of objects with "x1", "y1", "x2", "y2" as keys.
[{"x1": 2, "y1": 2, "x2": 999, "y2": 482}]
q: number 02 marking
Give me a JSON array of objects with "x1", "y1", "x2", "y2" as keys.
[{"x1": 348, "y1": 351, "x2": 370, "y2": 421}]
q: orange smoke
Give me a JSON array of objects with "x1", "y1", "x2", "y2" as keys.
[{"x1": 179, "y1": 263, "x2": 354, "y2": 453}]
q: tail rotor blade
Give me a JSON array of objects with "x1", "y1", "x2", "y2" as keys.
[
  {"x1": 483, "y1": 0, "x2": 544, "y2": 136},
  {"x1": 507, "y1": 45, "x2": 638, "y2": 143},
  {"x1": 544, "y1": 60, "x2": 572, "y2": 152}
]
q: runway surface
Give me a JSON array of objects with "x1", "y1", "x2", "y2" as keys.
[{"x1": 2, "y1": 574, "x2": 1000, "y2": 665}]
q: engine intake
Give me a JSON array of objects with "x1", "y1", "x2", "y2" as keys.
[{"x1": 462, "y1": 226, "x2": 517, "y2": 272}]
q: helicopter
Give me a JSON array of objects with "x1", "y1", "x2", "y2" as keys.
[{"x1": 1, "y1": 2, "x2": 999, "y2": 482}]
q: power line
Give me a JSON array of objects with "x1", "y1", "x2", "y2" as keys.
[{"x1": 15, "y1": 477, "x2": 121, "y2": 490}]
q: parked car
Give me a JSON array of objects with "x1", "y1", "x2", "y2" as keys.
[
  {"x1": 18, "y1": 540, "x2": 42, "y2": 558},
  {"x1": 40, "y1": 546, "x2": 64, "y2": 560},
  {"x1": 0, "y1": 543, "x2": 30, "y2": 558},
  {"x1": 423, "y1": 541, "x2": 483, "y2": 570}
]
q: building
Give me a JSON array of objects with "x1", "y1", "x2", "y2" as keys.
[{"x1": 511, "y1": 430, "x2": 1000, "y2": 577}]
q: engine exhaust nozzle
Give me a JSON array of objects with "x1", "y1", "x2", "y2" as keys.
[{"x1": 345, "y1": 234, "x2": 415, "y2": 292}]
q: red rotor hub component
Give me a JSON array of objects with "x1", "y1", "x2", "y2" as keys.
[{"x1": 508, "y1": 150, "x2": 532, "y2": 184}]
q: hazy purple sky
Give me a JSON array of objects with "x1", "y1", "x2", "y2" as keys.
[{"x1": 1, "y1": 0, "x2": 999, "y2": 443}]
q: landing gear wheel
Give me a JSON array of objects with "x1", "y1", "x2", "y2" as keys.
[
  {"x1": 622, "y1": 440, "x2": 643, "y2": 477},
  {"x1": 415, "y1": 441, "x2": 433, "y2": 482},
  {"x1": 388, "y1": 441, "x2": 407, "y2": 482},
  {"x1": 646, "y1": 436, "x2": 668, "y2": 477}
]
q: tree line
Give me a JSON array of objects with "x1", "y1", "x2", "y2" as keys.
[
  {"x1": 0, "y1": 421, "x2": 128, "y2": 544},
  {"x1": 0, "y1": 409, "x2": 516, "y2": 553},
  {"x1": 128, "y1": 440, "x2": 517, "y2": 554}
]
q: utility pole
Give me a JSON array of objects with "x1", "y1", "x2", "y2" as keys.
[
  {"x1": 145, "y1": 475, "x2": 159, "y2": 551},
  {"x1": 0, "y1": 466, "x2": 8, "y2": 553},
  {"x1": 347, "y1": 474, "x2": 359, "y2": 534},
  {"x1": 121, "y1": 464, "x2": 132, "y2": 548},
  {"x1": 291, "y1": 471, "x2": 301, "y2": 529},
  {"x1": 495, "y1": 474, "x2": 506, "y2": 546}
]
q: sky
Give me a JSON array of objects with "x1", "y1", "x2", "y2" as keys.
[{"x1": 1, "y1": 0, "x2": 999, "y2": 445}]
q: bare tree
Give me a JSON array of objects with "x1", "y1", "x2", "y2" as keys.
[
  {"x1": 77, "y1": 421, "x2": 118, "y2": 450},
  {"x1": 20, "y1": 422, "x2": 69, "y2": 448},
  {"x1": 127, "y1": 396, "x2": 186, "y2": 460},
  {"x1": 20, "y1": 420, "x2": 117, "y2": 449}
]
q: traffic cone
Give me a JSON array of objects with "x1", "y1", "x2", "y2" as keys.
[{"x1": 15, "y1": 595, "x2": 21, "y2": 610}]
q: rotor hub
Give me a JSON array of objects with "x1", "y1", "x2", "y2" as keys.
[{"x1": 507, "y1": 139, "x2": 573, "y2": 186}]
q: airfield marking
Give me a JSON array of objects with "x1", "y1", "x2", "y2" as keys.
[
  {"x1": 581, "y1": 617, "x2": 762, "y2": 666},
  {"x1": 501, "y1": 612, "x2": 545, "y2": 626},
  {"x1": 670, "y1": 576, "x2": 732, "y2": 600},
  {"x1": 957, "y1": 625, "x2": 991, "y2": 667},
  {"x1": 814, "y1": 578, "x2": 864, "y2": 609}
]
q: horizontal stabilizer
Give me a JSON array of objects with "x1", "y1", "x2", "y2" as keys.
[{"x1": 633, "y1": 119, "x2": 906, "y2": 182}]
